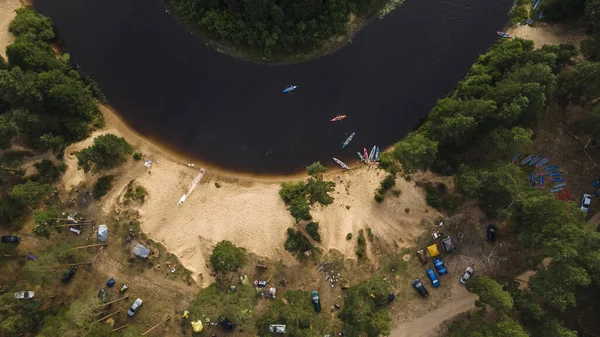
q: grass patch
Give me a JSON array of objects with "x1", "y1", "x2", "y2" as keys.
[
  {"x1": 305, "y1": 222, "x2": 321, "y2": 242},
  {"x1": 366, "y1": 228, "x2": 374, "y2": 242},
  {"x1": 93, "y1": 175, "x2": 114, "y2": 200},
  {"x1": 356, "y1": 230, "x2": 367, "y2": 260},
  {"x1": 124, "y1": 180, "x2": 147, "y2": 205}
]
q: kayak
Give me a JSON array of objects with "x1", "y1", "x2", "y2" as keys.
[
  {"x1": 538, "y1": 173, "x2": 544, "y2": 189},
  {"x1": 551, "y1": 187, "x2": 564, "y2": 193},
  {"x1": 342, "y1": 133, "x2": 355, "y2": 148},
  {"x1": 497, "y1": 31, "x2": 512, "y2": 38},
  {"x1": 530, "y1": 171, "x2": 536, "y2": 188},
  {"x1": 520, "y1": 155, "x2": 535, "y2": 166},
  {"x1": 547, "y1": 171, "x2": 563, "y2": 177},
  {"x1": 553, "y1": 182, "x2": 568, "y2": 188},
  {"x1": 535, "y1": 157, "x2": 550, "y2": 168},
  {"x1": 364, "y1": 148, "x2": 370, "y2": 164},
  {"x1": 549, "y1": 177, "x2": 567, "y2": 182},
  {"x1": 333, "y1": 158, "x2": 349, "y2": 170},
  {"x1": 374, "y1": 146, "x2": 380, "y2": 162},
  {"x1": 542, "y1": 165, "x2": 559, "y2": 172},
  {"x1": 331, "y1": 115, "x2": 347, "y2": 122},
  {"x1": 282, "y1": 85, "x2": 297, "y2": 93},
  {"x1": 357, "y1": 152, "x2": 367, "y2": 163},
  {"x1": 529, "y1": 154, "x2": 542, "y2": 166},
  {"x1": 369, "y1": 146, "x2": 376, "y2": 162},
  {"x1": 511, "y1": 152, "x2": 520, "y2": 164}
]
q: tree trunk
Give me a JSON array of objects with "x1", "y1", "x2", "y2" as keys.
[{"x1": 142, "y1": 316, "x2": 171, "y2": 336}]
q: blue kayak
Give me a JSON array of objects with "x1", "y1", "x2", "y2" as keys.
[
  {"x1": 550, "y1": 177, "x2": 567, "y2": 183},
  {"x1": 553, "y1": 182, "x2": 568, "y2": 188},
  {"x1": 529, "y1": 154, "x2": 542, "y2": 166},
  {"x1": 282, "y1": 85, "x2": 297, "y2": 93},
  {"x1": 538, "y1": 173, "x2": 544, "y2": 189},
  {"x1": 520, "y1": 155, "x2": 535, "y2": 166},
  {"x1": 535, "y1": 157, "x2": 550, "y2": 168},
  {"x1": 512, "y1": 152, "x2": 520, "y2": 164},
  {"x1": 551, "y1": 187, "x2": 564, "y2": 193},
  {"x1": 547, "y1": 171, "x2": 563, "y2": 177},
  {"x1": 542, "y1": 165, "x2": 559, "y2": 172},
  {"x1": 529, "y1": 171, "x2": 536, "y2": 188}
]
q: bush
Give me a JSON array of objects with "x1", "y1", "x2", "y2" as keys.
[
  {"x1": 374, "y1": 192, "x2": 384, "y2": 203},
  {"x1": 284, "y1": 228, "x2": 314, "y2": 257},
  {"x1": 215, "y1": 182, "x2": 221, "y2": 188},
  {"x1": 76, "y1": 134, "x2": 133, "y2": 172},
  {"x1": 346, "y1": 233, "x2": 353, "y2": 240},
  {"x1": 132, "y1": 152, "x2": 142, "y2": 160},
  {"x1": 356, "y1": 230, "x2": 367, "y2": 260},
  {"x1": 305, "y1": 222, "x2": 321, "y2": 242},
  {"x1": 367, "y1": 228, "x2": 374, "y2": 242},
  {"x1": 32, "y1": 159, "x2": 65, "y2": 184},
  {"x1": 210, "y1": 240, "x2": 246, "y2": 273},
  {"x1": 93, "y1": 175, "x2": 114, "y2": 200},
  {"x1": 124, "y1": 181, "x2": 147, "y2": 204},
  {"x1": 423, "y1": 183, "x2": 442, "y2": 209},
  {"x1": 378, "y1": 152, "x2": 400, "y2": 174}
]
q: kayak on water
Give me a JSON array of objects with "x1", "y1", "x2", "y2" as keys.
[
  {"x1": 520, "y1": 155, "x2": 535, "y2": 166},
  {"x1": 282, "y1": 85, "x2": 297, "y2": 93},
  {"x1": 363, "y1": 148, "x2": 370, "y2": 164},
  {"x1": 497, "y1": 31, "x2": 512, "y2": 38},
  {"x1": 529, "y1": 154, "x2": 543, "y2": 166},
  {"x1": 333, "y1": 157, "x2": 349, "y2": 170},
  {"x1": 542, "y1": 165, "x2": 559, "y2": 172},
  {"x1": 369, "y1": 146, "x2": 376, "y2": 162},
  {"x1": 538, "y1": 173, "x2": 544, "y2": 189},
  {"x1": 535, "y1": 157, "x2": 550, "y2": 168},
  {"x1": 512, "y1": 151, "x2": 520, "y2": 164},
  {"x1": 374, "y1": 146, "x2": 380, "y2": 162},
  {"x1": 331, "y1": 115, "x2": 347, "y2": 122},
  {"x1": 342, "y1": 133, "x2": 355, "y2": 148},
  {"x1": 530, "y1": 171, "x2": 536, "y2": 188}
]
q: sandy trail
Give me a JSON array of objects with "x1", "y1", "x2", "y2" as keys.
[
  {"x1": 0, "y1": 0, "x2": 21, "y2": 59},
  {"x1": 508, "y1": 23, "x2": 587, "y2": 49}
]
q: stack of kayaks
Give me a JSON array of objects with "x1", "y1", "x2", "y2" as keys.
[{"x1": 512, "y1": 152, "x2": 567, "y2": 192}]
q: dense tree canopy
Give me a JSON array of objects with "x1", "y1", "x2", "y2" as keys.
[
  {"x1": 338, "y1": 277, "x2": 392, "y2": 337},
  {"x1": 279, "y1": 161, "x2": 334, "y2": 221},
  {"x1": 210, "y1": 240, "x2": 247, "y2": 272},
  {"x1": 466, "y1": 276, "x2": 514, "y2": 312},
  {"x1": 76, "y1": 134, "x2": 133, "y2": 172}
]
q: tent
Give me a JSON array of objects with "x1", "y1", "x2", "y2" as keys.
[
  {"x1": 97, "y1": 225, "x2": 108, "y2": 242},
  {"x1": 427, "y1": 243, "x2": 440, "y2": 257},
  {"x1": 441, "y1": 236, "x2": 456, "y2": 253},
  {"x1": 416, "y1": 249, "x2": 428, "y2": 264},
  {"x1": 132, "y1": 243, "x2": 150, "y2": 258},
  {"x1": 191, "y1": 320, "x2": 203, "y2": 332}
]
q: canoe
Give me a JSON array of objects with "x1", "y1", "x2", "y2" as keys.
[
  {"x1": 529, "y1": 154, "x2": 542, "y2": 166},
  {"x1": 520, "y1": 155, "x2": 535, "y2": 166},
  {"x1": 535, "y1": 157, "x2": 550, "y2": 168},
  {"x1": 538, "y1": 173, "x2": 544, "y2": 189},
  {"x1": 553, "y1": 182, "x2": 568, "y2": 188},
  {"x1": 551, "y1": 187, "x2": 564, "y2": 193},
  {"x1": 497, "y1": 31, "x2": 512, "y2": 38},
  {"x1": 331, "y1": 115, "x2": 347, "y2": 122},
  {"x1": 333, "y1": 157, "x2": 349, "y2": 170},
  {"x1": 549, "y1": 177, "x2": 567, "y2": 182},
  {"x1": 369, "y1": 146, "x2": 376, "y2": 162},
  {"x1": 511, "y1": 152, "x2": 520, "y2": 164},
  {"x1": 547, "y1": 171, "x2": 563, "y2": 177},
  {"x1": 357, "y1": 152, "x2": 366, "y2": 163},
  {"x1": 363, "y1": 148, "x2": 370, "y2": 164},
  {"x1": 342, "y1": 132, "x2": 355, "y2": 148},
  {"x1": 282, "y1": 85, "x2": 297, "y2": 93},
  {"x1": 374, "y1": 146, "x2": 380, "y2": 162},
  {"x1": 542, "y1": 165, "x2": 559, "y2": 172},
  {"x1": 530, "y1": 171, "x2": 536, "y2": 188}
]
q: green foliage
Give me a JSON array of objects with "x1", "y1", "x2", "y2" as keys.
[
  {"x1": 450, "y1": 310, "x2": 528, "y2": 337},
  {"x1": 307, "y1": 161, "x2": 327, "y2": 177},
  {"x1": 466, "y1": 276, "x2": 514, "y2": 312},
  {"x1": 10, "y1": 180, "x2": 55, "y2": 207},
  {"x1": 356, "y1": 230, "x2": 367, "y2": 260},
  {"x1": 558, "y1": 61, "x2": 600, "y2": 104},
  {"x1": 374, "y1": 191, "x2": 384, "y2": 203},
  {"x1": 393, "y1": 132, "x2": 437, "y2": 172},
  {"x1": 377, "y1": 151, "x2": 400, "y2": 174},
  {"x1": 31, "y1": 159, "x2": 65, "y2": 184},
  {"x1": 132, "y1": 152, "x2": 142, "y2": 160},
  {"x1": 586, "y1": 0, "x2": 600, "y2": 21},
  {"x1": 0, "y1": 115, "x2": 18, "y2": 149},
  {"x1": 284, "y1": 228, "x2": 314, "y2": 257},
  {"x1": 423, "y1": 183, "x2": 443, "y2": 209},
  {"x1": 581, "y1": 35, "x2": 600, "y2": 62},
  {"x1": 374, "y1": 174, "x2": 396, "y2": 202},
  {"x1": 508, "y1": 0, "x2": 529, "y2": 26},
  {"x1": 210, "y1": 240, "x2": 246, "y2": 273},
  {"x1": 482, "y1": 126, "x2": 533, "y2": 159},
  {"x1": 541, "y1": 0, "x2": 587, "y2": 21},
  {"x1": 76, "y1": 134, "x2": 133, "y2": 172},
  {"x1": 529, "y1": 261, "x2": 591, "y2": 312},
  {"x1": 9, "y1": 8, "x2": 55, "y2": 41},
  {"x1": 337, "y1": 277, "x2": 391, "y2": 337},
  {"x1": 39, "y1": 133, "x2": 65, "y2": 153},
  {"x1": 32, "y1": 206, "x2": 62, "y2": 239},
  {"x1": 6, "y1": 38, "x2": 60, "y2": 72},
  {"x1": 93, "y1": 175, "x2": 114, "y2": 199},
  {"x1": 305, "y1": 222, "x2": 321, "y2": 242},
  {"x1": 124, "y1": 181, "x2": 147, "y2": 204},
  {"x1": 37, "y1": 293, "x2": 106, "y2": 336},
  {"x1": 256, "y1": 290, "x2": 333, "y2": 336},
  {"x1": 346, "y1": 232, "x2": 353, "y2": 240},
  {"x1": 279, "y1": 162, "x2": 335, "y2": 220}
]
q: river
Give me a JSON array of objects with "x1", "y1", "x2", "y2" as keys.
[{"x1": 33, "y1": 0, "x2": 512, "y2": 174}]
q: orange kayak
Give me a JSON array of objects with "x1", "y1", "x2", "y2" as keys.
[{"x1": 330, "y1": 115, "x2": 347, "y2": 122}]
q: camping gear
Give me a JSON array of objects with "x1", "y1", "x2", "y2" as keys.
[
  {"x1": 529, "y1": 154, "x2": 542, "y2": 166},
  {"x1": 511, "y1": 151, "x2": 520, "y2": 164},
  {"x1": 542, "y1": 165, "x2": 559, "y2": 171},
  {"x1": 520, "y1": 155, "x2": 535, "y2": 166},
  {"x1": 440, "y1": 236, "x2": 456, "y2": 253},
  {"x1": 427, "y1": 243, "x2": 440, "y2": 257},
  {"x1": 254, "y1": 280, "x2": 267, "y2": 287},
  {"x1": 269, "y1": 287, "x2": 277, "y2": 298},
  {"x1": 432, "y1": 231, "x2": 442, "y2": 239},
  {"x1": 529, "y1": 171, "x2": 536, "y2": 188},
  {"x1": 144, "y1": 159, "x2": 152, "y2": 168},
  {"x1": 357, "y1": 152, "x2": 367, "y2": 163},
  {"x1": 369, "y1": 146, "x2": 376, "y2": 162},
  {"x1": 330, "y1": 115, "x2": 346, "y2": 122},
  {"x1": 120, "y1": 284, "x2": 128, "y2": 294},
  {"x1": 183, "y1": 310, "x2": 189, "y2": 319},
  {"x1": 132, "y1": 243, "x2": 150, "y2": 258},
  {"x1": 27, "y1": 254, "x2": 37, "y2": 261},
  {"x1": 333, "y1": 158, "x2": 349, "y2": 170},
  {"x1": 497, "y1": 31, "x2": 512, "y2": 38},
  {"x1": 97, "y1": 224, "x2": 108, "y2": 242},
  {"x1": 69, "y1": 227, "x2": 81, "y2": 235},
  {"x1": 535, "y1": 157, "x2": 550, "y2": 168},
  {"x1": 256, "y1": 261, "x2": 269, "y2": 269},
  {"x1": 282, "y1": 85, "x2": 297, "y2": 93},
  {"x1": 538, "y1": 173, "x2": 544, "y2": 189},
  {"x1": 387, "y1": 293, "x2": 396, "y2": 303},
  {"x1": 106, "y1": 278, "x2": 116, "y2": 288},
  {"x1": 191, "y1": 320, "x2": 203, "y2": 332},
  {"x1": 416, "y1": 249, "x2": 428, "y2": 264},
  {"x1": 342, "y1": 133, "x2": 355, "y2": 148}
]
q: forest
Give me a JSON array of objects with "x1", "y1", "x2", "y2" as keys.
[{"x1": 164, "y1": 0, "x2": 387, "y2": 58}]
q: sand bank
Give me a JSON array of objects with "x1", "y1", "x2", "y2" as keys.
[
  {"x1": 509, "y1": 23, "x2": 587, "y2": 48},
  {"x1": 0, "y1": 0, "x2": 22, "y2": 59}
]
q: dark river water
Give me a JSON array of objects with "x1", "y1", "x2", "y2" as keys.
[{"x1": 33, "y1": 0, "x2": 512, "y2": 174}]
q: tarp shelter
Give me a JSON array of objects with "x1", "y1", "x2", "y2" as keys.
[
  {"x1": 132, "y1": 243, "x2": 150, "y2": 258},
  {"x1": 269, "y1": 324, "x2": 286, "y2": 333},
  {"x1": 97, "y1": 225, "x2": 108, "y2": 242},
  {"x1": 441, "y1": 236, "x2": 456, "y2": 253},
  {"x1": 191, "y1": 320, "x2": 203, "y2": 332},
  {"x1": 106, "y1": 278, "x2": 116, "y2": 287},
  {"x1": 427, "y1": 243, "x2": 440, "y2": 257}
]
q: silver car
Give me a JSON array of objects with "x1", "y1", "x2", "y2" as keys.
[
  {"x1": 460, "y1": 267, "x2": 474, "y2": 284},
  {"x1": 127, "y1": 298, "x2": 143, "y2": 316},
  {"x1": 581, "y1": 194, "x2": 592, "y2": 213},
  {"x1": 14, "y1": 291, "x2": 35, "y2": 300}
]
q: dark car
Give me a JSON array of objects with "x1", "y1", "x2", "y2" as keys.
[
  {"x1": 486, "y1": 224, "x2": 496, "y2": 243},
  {"x1": 312, "y1": 291, "x2": 321, "y2": 312},
  {"x1": 61, "y1": 266, "x2": 76, "y2": 283},
  {"x1": 412, "y1": 279, "x2": 429, "y2": 298},
  {"x1": 1, "y1": 236, "x2": 20, "y2": 244}
]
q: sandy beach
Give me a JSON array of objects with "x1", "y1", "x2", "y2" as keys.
[
  {"x1": 508, "y1": 23, "x2": 587, "y2": 48},
  {"x1": 0, "y1": 0, "x2": 21, "y2": 59}
]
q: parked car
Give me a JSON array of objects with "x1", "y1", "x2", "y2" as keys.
[
  {"x1": 1, "y1": 236, "x2": 20, "y2": 244},
  {"x1": 14, "y1": 291, "x2": 35, "y2": 300},
  {"x1": 433, "y1": 258, "x2": 447, "y2": 275},
  {"x1": 311, "y1": 291, "x2": 321, "y2": 312},
  {"x1": 97, "y1": 289, "x2": 109, "y2": 303},
  {"x1": 460, "y1": 266, "x2": 474, "y2": 284},
  {"x1": 581, "y1": 194, "x2": 592, "y2": 213},
  {"x1": 426, "y1": 269, "x2": 440, "y2": 288},
  {"x1": 486, "y1": 224, "x2": 496, "y2": 243},
  {"x1": 412, "y1": 279, "x2": 429, "y2": 298},
  {"x1": 61, "y1": 266, "x2": 76, "y2": 283},
  {"x1": 127, "y1": 298, "x2": 143, "y2": 317}
]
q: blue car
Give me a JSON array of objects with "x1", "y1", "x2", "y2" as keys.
[
  {"x1": 426, "y1": 269, "x2": 440, "y2": 288},
  {"x1": 433, "y1": 258, "x2": 447, "y2": 276}
]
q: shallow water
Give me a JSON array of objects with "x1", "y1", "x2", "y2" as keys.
[{"x1": 33, "y1": 0, "x2": 512, "y2": 174}]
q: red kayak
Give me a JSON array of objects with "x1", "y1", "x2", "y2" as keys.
[{"x1": 363, "y1": 148, "x2": 370, "y2": 164}]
